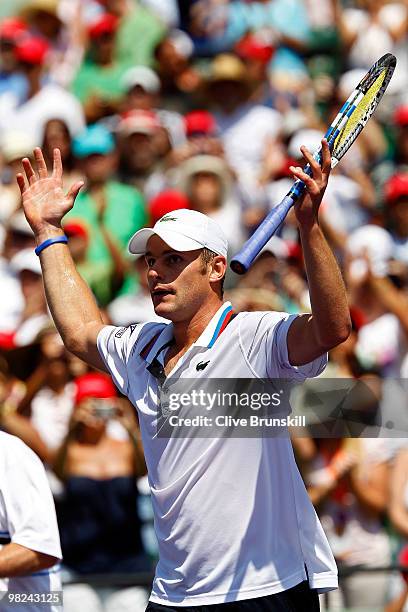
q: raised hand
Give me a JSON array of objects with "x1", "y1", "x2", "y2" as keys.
[
  {"x1": 17, "y1": 148, "x2": 84, "y2": 240},
  {"x1": 289, "y1": 138, "x2": 331, "y2": 227}
]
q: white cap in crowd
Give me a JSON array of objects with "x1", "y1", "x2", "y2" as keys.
[
  {"x1": 346, "y1": 224, "x2": 394, "y2": 278},
  {"x1": 129, "y1": 209, "x2": 228, "y2": 257},
  {"x1": 0, "y1": 131, "x2": 37, "y2": 164},
  {"x1": 288, "y1": 129, "x2": 324, "y2": 160},
  {"x1": 122, "y1": 66, "x2": 161, "y2": 94},
  {"x1": 8, "y1": 212, "x2": 33, "y2": 236},
  {"x1": 11, "y1": 248, "x2": 42, "y2": 275},
  {"x1": 167, "y1": 29, "x2": 194, "y2": 59}
]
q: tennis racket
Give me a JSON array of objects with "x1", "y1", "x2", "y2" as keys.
[{"x1": 230, "y1": 53, "x2": 396, "y2": 274}]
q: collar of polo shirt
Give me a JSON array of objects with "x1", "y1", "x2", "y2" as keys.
[{"x1": 141, "y1": 302, "x2": 233, "y2": 365}]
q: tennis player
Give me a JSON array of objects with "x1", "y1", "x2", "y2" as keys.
[
  {"x1": 0, "y1": 431, "x2": 62, "y2": 611},
  {"x1": 17, "y1": 140, "x2": 350, "y2": 611}
]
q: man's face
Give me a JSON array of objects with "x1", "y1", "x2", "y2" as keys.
[
  {"x1": 122, "y1": 132, "x2": 156, "y2": 173},
  {"x1": 145, "y1": 236, "x2": 211, "y2": 322},
  {"x1": 68, "y1": 234, "x2": 88, "y2": 262},
  {"x1": 3, "y1": 230, "x2": 34, "y2": 259},
  {"x1": 389, "y1": 198, "x2": 408, "y2": 238},
  {"x1": 209, "y1": 80, "x2": 247, "y2": 113},
  {"x1": 76, "y1": 398, "x2": 108, "y2": 437},
  {"x1": 126, "y1": 85, "x2": 155, "y2": 111},
  {"x1": 43, "y1": 119, "x2": 71, "y2": 161},
  {"x1": 90, "y1": 32, "x2": 115, "y2": 65},
  {"x1": 0, "y1": 40, "x2": 17, "y2": 72},
  {"x1": 190, "y1": 172, "x2": 221, "y2": 211},
  {"x1": 81, "y1": 152, "x2": 116, "y2": 183},
  {"x1": 101, "y1": 0, "x2": 126, "y2": 17},
  {"x1": 31, "y1": 11, "x2": 61, "y2": 39},
  {"x1": 396, "y1": 126, "x2": 408, "y2": 161},
  {"x1": 19, "y1": 269, "x2": 43, "y2": 301},
  {"x1": 156, "y1": 40, "x2": 187, "y2": 76}
]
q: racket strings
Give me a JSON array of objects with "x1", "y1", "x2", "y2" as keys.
[{"x1": 333, "y1": 69, "x2": 388, "y2": 160}]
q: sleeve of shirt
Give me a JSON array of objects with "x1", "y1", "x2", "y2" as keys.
[
  {"x1": 240, "y1": 311, "x2": 328, "y2": 381},
  {"x1": 1, "y1": 439, "x2": 62, "y2": 559},
  {"x1": 270, "y1": 314, "x2": 328, "y2": 380},
  {"x1": 97, "y1": 324, "x2": 143, "y2": 396}
]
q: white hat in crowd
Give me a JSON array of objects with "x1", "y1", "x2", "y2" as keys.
[
  {"x1": 129, "y1": 209, "x2": 228, "y2": 257},
  {"x1": 288, "y1": 129, "x2": 324, "y2": 160},
  {"x1": 1, "y1": 131, "x2": 37, "y2": 164},
  {"x1": 175, "y1": 155, "x2": 232, "y2": 202},
  {"x1": 7, "y1": 212, "x2": 33, "y2": 236},
  {"x1": 346, "y1": 224, "x2": 394, "y2": 278},
  {"x1": 122, "y1": 66, "x2": 161, "y2": 95},
  {"x1": 167, "y1": 29, "x2": 194, "y2": 59},
  {"x1": 11, "y1": 248, "x2": 42, "y2": 275}
]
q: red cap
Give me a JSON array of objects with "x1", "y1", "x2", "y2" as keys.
[
  {"x1": 63, "y1": 221, "x2": 89, "y2": 241},
  {"x1": 88, "y1": 13, "x2": 118, "y2": 39},
  {"x1": 399, "y1": 544, "x2": 408, "y2": 567},
  {"x1": 0, "y1": 18, "x2": 27, "y2": 43},
  {"x1": 149, "y1": 190, "x2": 190, "y2": 225},
  {"x1": 399, "y1": 544, "x2": 408, "y2": 584},
  {"x1": 278, "y1": 156, "x2": 298, "y2": 179},
  {"x1": 286, "y1": 241, "x2": 303, "y2": 263},
  {"x1": 0, "y1": 331, "x2": 16, "y2": 350},
  {"x1": 384, "y1": 173, "x2": 408, "y2": 204},
  {"x1": 74, "y1": 373, "x2": 117, "y2": 404},
  {"x1": 184, "y1": 111, "x2": 216, "y2": 138},
  {"x1": 15, "y1": 36, "x2": 49, "y2": 65},
  {"x1": 349, "y1": 306, "x2": 366, "y2": 331},
  {"x1": 235, "y1": 34, "x2": 275, "y2": 64},
  {"x1": 394, "y1": 105, "x2": 408, "y2": 127}
]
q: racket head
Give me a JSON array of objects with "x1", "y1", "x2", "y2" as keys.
[
  {"x1": 329, "y1": 53, "x2": 396, "y2": 167},
  {"x1": 229, "y1": 54, "x2": 396, "y2": 275}
]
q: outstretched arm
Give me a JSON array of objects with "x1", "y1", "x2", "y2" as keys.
[
  {"x1": 286, "y1": 139, "x2": 351, "y2": 366},
  {"x1": 17, "y1": 148, "x2": 106, "y2": 370}
]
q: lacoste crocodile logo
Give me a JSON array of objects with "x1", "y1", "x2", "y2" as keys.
[{"x1": 196, "y1": 360, "x2": 210, "y2": 371}]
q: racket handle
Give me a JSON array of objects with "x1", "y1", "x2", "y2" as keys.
[
  {"x1": 230, "y1": 144, "x2": 327, "y2": 274},
  {"x1": 230, "y1": 194, "x2": 296, "y2": 274}
]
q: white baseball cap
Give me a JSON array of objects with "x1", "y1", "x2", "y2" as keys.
[
  {"x1": 122, "y1": 66, "x2": 160, "y2": 94},
  {"x1": 346, "y1": 224, "x2": 393, "y2": 277},
  {"x1": 128, "y1": 209, "x2": 228, "y2": 257},
  {"x1": 11, "y1": 248, "x2": 42, "y2": 275},
  {"x1": 288, "y1": 129, "x2": 324, "y2": 159}
]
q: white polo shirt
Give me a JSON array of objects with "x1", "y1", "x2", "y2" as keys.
[
  {"x1": 0, "y1": 433, "x2": 62, "y2": 612},
  {"x1": 97, "y1": 302, "x2": 338, "y2": 607}
]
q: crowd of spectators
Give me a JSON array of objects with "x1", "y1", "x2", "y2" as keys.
[{"x1": 0, "y1": 0, "x2": 408, "y2": 610}]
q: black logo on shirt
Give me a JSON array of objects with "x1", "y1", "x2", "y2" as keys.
[
  {"x1": 196, "y1": 360, "x2": 210, "y2": 371},
  {"x1": 115, "y1": 327, "x2": 127, "y2": 338},
  {"x1": 115, "y1": 324, "x2": 138, "y2": 338},
  {"x1": 129, "y1": 324, "x2": 137, "y2": 336}
]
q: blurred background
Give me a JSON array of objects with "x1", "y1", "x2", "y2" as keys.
[{"x1": 0, "y1": 0, "x2": 408, "y2": 610}]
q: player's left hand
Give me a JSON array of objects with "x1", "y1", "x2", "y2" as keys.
[{"x1": 289, "y1": 138, "x2": 331, "y2": 227}]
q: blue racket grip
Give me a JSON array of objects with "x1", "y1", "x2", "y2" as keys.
[{"x1": 230, "y1": 194, "x2": 296, "y2": 274}]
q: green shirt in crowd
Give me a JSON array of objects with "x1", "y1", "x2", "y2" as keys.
[
  {"x1": 65, "y1": 181, "x2": 148, "y2": 304},
  {"x1": 115, "y1": 4, "x2": 166, "y2": 67},
  {"x1": 71, "y1": 60, "x2": 129, "y2": 104}
]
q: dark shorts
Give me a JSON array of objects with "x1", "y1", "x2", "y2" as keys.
[{"x1": 146, "y1": 581, "x2": 320, "y2": 611}]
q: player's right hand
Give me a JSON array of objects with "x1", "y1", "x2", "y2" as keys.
[{"x1": 17, "y1": 147, "x2": 84, "y2": 240}]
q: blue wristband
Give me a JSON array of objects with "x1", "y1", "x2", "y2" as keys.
[{"x1": 35, "y1": 235, "x2": 68, "y2": 256}]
